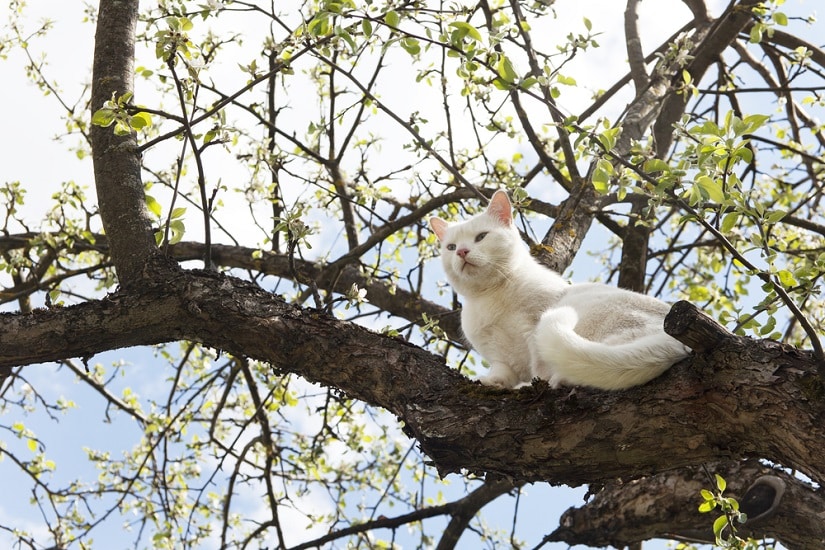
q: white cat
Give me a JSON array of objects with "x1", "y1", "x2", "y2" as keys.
[{"x1": 429, "y1": 190, "x2": 690, "y2": 390}]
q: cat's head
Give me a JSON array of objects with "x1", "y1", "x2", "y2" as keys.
[{"x1": 429, "y1": 190, "x2": 520, "y2": 296}]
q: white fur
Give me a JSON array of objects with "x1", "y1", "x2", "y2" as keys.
[{"x1": 429, "y1": 190, "x2": 690, "y2": 390}]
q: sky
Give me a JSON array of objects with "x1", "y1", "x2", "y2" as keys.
[{"x1": 2, "y1": 0, "x2": 820, "y2": 548}]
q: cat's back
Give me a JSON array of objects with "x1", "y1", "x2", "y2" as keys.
[
  {"x1": 559, "y1": 282, "x2": 671, "y2": 316},
  {"x1": 556, "y1": 282, "x2": 674, "y2": 343}
]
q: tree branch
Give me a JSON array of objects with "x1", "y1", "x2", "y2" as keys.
[
  {"x1": 2, "y1": 271, "x2": 824, "y2": 492},
  {"x1": 90, "y1": 0, "x2": 161, "y2": 285},
  {"x1": 436, "y1": 478, "x2": 516, "y2": 550},
  {"x1": 624, "y1": 0, "x2": 650, "y2": 92},
  {"x1": 549, "y1": 460, "x2": 825, "y2": 549},
  {"x1": 653, "y1": 0, "x2": 762, "y2": 154}
]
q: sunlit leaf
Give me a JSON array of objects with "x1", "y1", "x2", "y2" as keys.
[
  {"x1": 496, "y1": 54, "x2": 517, "y2": 83},
  {"x1": 91, "y1": 108, "x2": 115, "y2": 128},
  {"x1": 452, "y1": 21, "x2": 482, "y2": 43},
  {"x1": 712, "y1": 514, "x2": 728, "y2": 538},
  {"x1": 146, "y1": 195, "x2": 162, "y2": 217},
  {"x1": 715, "y1": 474, "x2": 727, "y2": 492},
  {"x1": 384, "y1": 10, "x2": 400, "y2": 28},
  {"x1": 696, "y1": 175, "x2": 725, "y2": 203},
  {"x1": 777, "y1": 269, "x2": 797, "y2": 288},
  {"x1": 129, "y1": 111, "x2": 153, "y2": 130}
]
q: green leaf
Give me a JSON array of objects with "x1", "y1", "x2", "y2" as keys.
[
  {"x1": 169, "y1": 219, "x2": 186, "y2": 244},
  {"x1": 113, "y1": 120, "x2": 132, "y2": 136},
  {"x1": 697, "y1": 175, "x2": 725, "y2": 203},
  {"x1": 759, "y1": 315, "x2": 777, "y2": 336},
  {"x1": 496, "y1": 54, "x2": 517, "y2": 83},
  {"x1": 597, "y1": 127, "x2": 621, "y2": 151},
  {"x1": 48, "y1": 288, "x2": 62, "y2": 304},
  {"x1": 777, "y1": 269, "x2": 797, "y2": 288},
  {"x1": 492, "y1": 78, "x2": 509, "y2": 90},
  {"x1": 712, "y1": 514, "x2": 728, "y2": 538},
  {"x1": 556, "y1": 73, "x2": 576, "y2": 86},
  {"x1": 449, "y1": 21, "x2": 482, "y2": 42},
  {"x1": 384, "y1": 10, "x2": 400, "y2": 28},
  {"x1": 715, "y1": 474, "x2": 727, "y2": 493},
  {"x1": 308, "y1": 14, "x2": 331, "y2": 36},
  {"x1": 743, "y1": 113, "x2": 770, "y2": 133},
  {"x1": 698, "y1": 500, "x2": 716, "y2": 513},
  {"x1": 732, "y1": 145, "x2": 753, "y2": 164},
  {"x1": 170, "y1": 207, "x2": 187, "y2": 219},
  {"x1": 335, "y1": 26, "x2": 358, "y2": 53},
  {"x1": 117, "y1": 91, "x2": 134, "y2": 105},
  {"x1": 146, "y1": 195, "x2": 162, "y2": 217},
  {"x1": 592, "y1": 159, "x2": 613, "y2": 194},
  {"x1": 362, "y1": 19, "x2": 373, "y2": 37},
  {"x1": 643, "y1": 158, "x2": 670, "y2": 173},
  {"x1": 27, "y1": 438, "x2": 37, "y2": 452},
  {"x1": 720, "y1": 211, "x2": 739, "y2": 233},
  {"x1": 764, "y1": 209, "x2": 786, "y2": 224},
  {"x1": 91, "y1": 108, "x2": 115, "y2": 128},
  {"x1": 749, "y1": 24, "x2": 763, "y2": 43},
  {"x1": 592, "y1": 173, "x2": 609, "y2": 194},
  {"x1": 129, "y1": 111, "x2": 153, "y2": 130},
  {"x1": 400, "y1": 36, "x2": 420, "y2": 56},
  {"x1": 773, "y1": 12, "x2": 788, "y2": 25}
]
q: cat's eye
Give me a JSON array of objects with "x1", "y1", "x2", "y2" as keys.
[
  {"x1": 475, "y1": 232, "x2": 488, "y2": 242},
  {"x1": 446, "y1": 244, "x2": 456, "y2": 251}
]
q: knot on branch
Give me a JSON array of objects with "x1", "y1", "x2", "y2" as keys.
[
  {"x1": 664, "y1": 300, "x2": 733, "y2": 353},
  {"x1": 740, "y1": 475, "x2": 786, "y2": 524}
]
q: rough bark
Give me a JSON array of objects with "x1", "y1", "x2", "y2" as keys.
[
  {"x1": 90, "y1": 0, "x2": 164, "y2": 286},
  {"x1": 1, "y1": 275, "x2": 824, "y2": 547},
  {"x1": 0, "y1": 233, "x2": 464, "y2": 340},
  {"x1": 550, "y1": 460, "x2": 825, "y2": 549}
]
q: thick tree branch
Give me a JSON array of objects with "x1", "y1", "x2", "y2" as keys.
[
  {"x1": 2, "y1": 271, "x2": 824, "y2": 496},
  {"x1": 681, "y1": 0, "x2": 710, "y2": 23},
  {"x1": 624, "y1": 0, "x2": 649, "y2": 92},
  {"x1": 90, "y1": 0, "x2": 161, "y2": 285},
  {"x1": 435, "y1": 478, "x2": 516, "y2": 550},
  {"x1": 172, "y1": 242, "x2": 463, "y2": 341},
  {"x1": 768, "y1": 28, "x2": 825, "y2": 70},
  {"x1": 653, "y1": 0, "x2": 762, "y2": 153},
  {"x1": 549, "y1": 460, "x2": 825, "y2": 549}
]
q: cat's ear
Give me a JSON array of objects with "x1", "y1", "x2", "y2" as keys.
[
  {"x1": 429, "y1": 217, "x2": 449, "y2": 241},
  {"x1": 486, "y1": 190, "x2": 513, "y2": 226}
]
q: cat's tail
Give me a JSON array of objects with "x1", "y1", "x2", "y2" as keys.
[{"x1": 532, "y1": 307, "x2": 690, "y2": 390}]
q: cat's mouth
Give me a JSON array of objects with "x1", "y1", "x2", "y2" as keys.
[{"x1": 460, "y1": 260, "x2": 476, "y2": 271}]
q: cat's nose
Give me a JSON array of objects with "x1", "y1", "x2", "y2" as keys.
[{"x1": 456, "y1": 247, "x2": 470, "y2": 258}]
